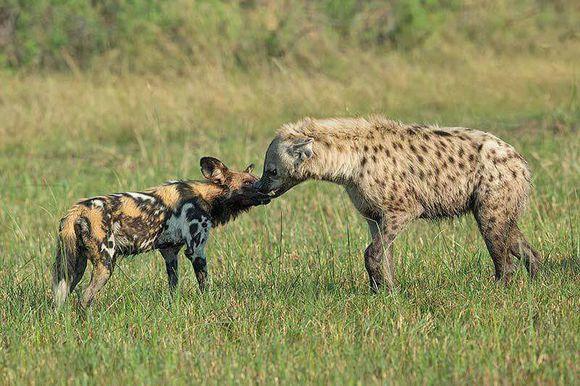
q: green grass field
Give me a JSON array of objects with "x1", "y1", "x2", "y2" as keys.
[{"x1": 1, "y1": 2, "x2": 579, "y2": 383}]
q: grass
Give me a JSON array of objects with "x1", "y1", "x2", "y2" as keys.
[{"x1": 0, "y1": 46, "x2": 579, "y2": 383}]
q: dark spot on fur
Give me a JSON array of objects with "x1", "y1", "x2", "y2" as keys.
[
  {"x1": 420, "y1": 145, "x2": 428, "y2": 153},
  {"x1": 468, "y1": 154, "x2": 475, "y2": 162},
  {"x1": 419, "y1": 170, "x2": 425, "y2": 179},
  {"x1": 433, "y1": 130, "x2": 452, "y2": 137},
  {"x1": 417, "y1": 155, "x2": 424, "y2": 163},
  {"x1": 364, "y1": 145, "x2": 369, "y2": 152},
  {"x1": 409, "y1": 165, "x2": 415, "y2": 174},
  {"x1": 372, "y1": 155, "x2": 377, "y2": 162},
  {"x1": 409, "y1": 144, "x2": 417, "y2": 153},
  {"x1": 385, "y1": 148, "x2": 391, "y2": 158},
  {"x1": 458, "y1": 148, "x2": 465, "y2": 158},
  {"x1": 458, "y1": 162, "x2": 465, "y2": 169},
  {"x1": 192, "y1": 232, "x2": 202, "y2": 247},
  {"x1": 189, "y1": 223, "x2": 199, "y2": 234},
  {"x1": 361, "y1": 157, "x2": 368, "y2": 166},
  {"x1": 186, "y1": 207, "x2": 203, "y2": 222},
  {"x1": 448, "y1": 156, "x2": 455, "y2": 164}
]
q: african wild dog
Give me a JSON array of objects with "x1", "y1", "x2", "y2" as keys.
[
  {"x1": 53, "y1": 157, "x2": 270, "y2": 307},
  {"x1": 256, "y1": 116, "x2": 540, "y2": 292}
]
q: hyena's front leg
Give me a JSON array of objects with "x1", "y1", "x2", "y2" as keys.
[
  {"x1": 159, "y1": 246, "x2": 181, "y2": 293},
  {"x1": 364, "y1": 212, "x2": 414, "y2": 293}
]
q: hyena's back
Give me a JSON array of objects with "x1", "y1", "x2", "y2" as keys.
[{"x1": 352, "y1": 123, "x2": 531, "y2": 222}]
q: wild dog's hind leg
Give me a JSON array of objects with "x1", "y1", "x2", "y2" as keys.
[
  {"x1": 160, "y1": 246, "x2": 181, "y2": 293},
  {"x1": 81, "y1": 233, "x2": 116, "y2": 307},
  {"x1": 365, "y1": 211, "x2": 414, "y2": 293},
  {"x1": 508, "y1": 225, "x2": 540, "y2": 278}
]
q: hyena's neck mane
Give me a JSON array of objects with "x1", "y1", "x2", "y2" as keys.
[{"x1": 281, "y1": 117, "x2": 403, "y2": 185}]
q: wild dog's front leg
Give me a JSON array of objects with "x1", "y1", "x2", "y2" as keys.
[
  {"x1": 184, "y1": 217, "x2": 211, "y2": 293},
  {"x1": 187, "y1": 251, "x2": 208, "y2": 292},
  {"x1": 159, "y1": 246, "x2": 181, "y2": 294}
]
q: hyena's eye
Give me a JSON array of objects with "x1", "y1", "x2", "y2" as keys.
[{"x1": 269, "y1": 169, "x2": 277, "y2": 177}]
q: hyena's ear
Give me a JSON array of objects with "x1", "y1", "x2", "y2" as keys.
[
  {"x1": 200, "y1": 157, "x2": 229, "y2": 184},
  {"x1": 289, "y1": 137, "x2": 313, "y2": 163},
  {"x1": 244, "y1": 163, "x2": 255, "y2": 173}
]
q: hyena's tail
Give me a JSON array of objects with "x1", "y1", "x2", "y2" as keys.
[{"x1": 52, "y1": 208, "x2": 89, "y2": 307}]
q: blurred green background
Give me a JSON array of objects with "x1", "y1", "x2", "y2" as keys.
[{"x1": 1, "y1": 0, "x2": 577, "y2": 74}]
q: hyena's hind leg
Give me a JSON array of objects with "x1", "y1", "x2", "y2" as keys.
[
  {"x1": 474, "y1": 201, "x2": 517, "y2": 284},
  {"x1": 508, "y1": 225, "x2": 540, "y2": 278},
  {"x1": 159, "y1": 246, "x2": 181, "y2": 293},
  {"x1": 81, "y1": 234, "x2": 116, "y2": 307}
]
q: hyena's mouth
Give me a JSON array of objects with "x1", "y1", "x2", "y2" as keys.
[{"x1": 267, "y1": 186, "x2": 290, "y2": 198}]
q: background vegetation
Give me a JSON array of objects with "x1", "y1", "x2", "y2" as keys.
[{"x1": 0, "y1": 0, "x2": 578, "y2": 384}]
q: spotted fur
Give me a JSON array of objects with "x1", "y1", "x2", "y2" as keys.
[
  {"x1": 257, "y1": 116, "x2": 540, "y2": 292},
  {"x1": 53, "y1": 157, "x2": 269, "y2": 307}
]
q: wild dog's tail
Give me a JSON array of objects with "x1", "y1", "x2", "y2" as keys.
[{"x1": 52, "y1": 207, "x2": 89, "y2": 307}]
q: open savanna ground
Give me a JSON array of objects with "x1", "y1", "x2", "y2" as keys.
[{"x1": 0, "y1": 1, "x2": 579, "y2": 381}]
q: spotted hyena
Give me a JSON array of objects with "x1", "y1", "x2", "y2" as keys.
[
  {"x1": 256, "y1": 116, "x2": 540, "y2": 292},
  {"x1": 53, "y1": 157, "x2": 270, "y2": 307}
]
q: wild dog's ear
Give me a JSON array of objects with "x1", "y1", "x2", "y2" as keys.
[
  {"x1": 289, "y1": 137, "x2": 313, "y2": 162},
  {"x1": 200, "y1": 157, "x2": 229, "y2": 184},
  {"x1": 244, "y1": 163, "x2": 255, "y2": 173}
]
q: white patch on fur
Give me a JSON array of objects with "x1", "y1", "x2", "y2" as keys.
[
  {"x1": 101, "y1": 233, "x2": 115, "y2": 258},
  {"x1": 126, "y1": 192, "x2": 156, "y2": 202},
  {"x1": 91, "y1": 199, "x2": 104, "y2": 208},
  {"x1": 157, "y1": 203, "x2": 211, "y2": 258},
  {"x1": 54, "y1": 279, "x2": 68, "y2": 307}
]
